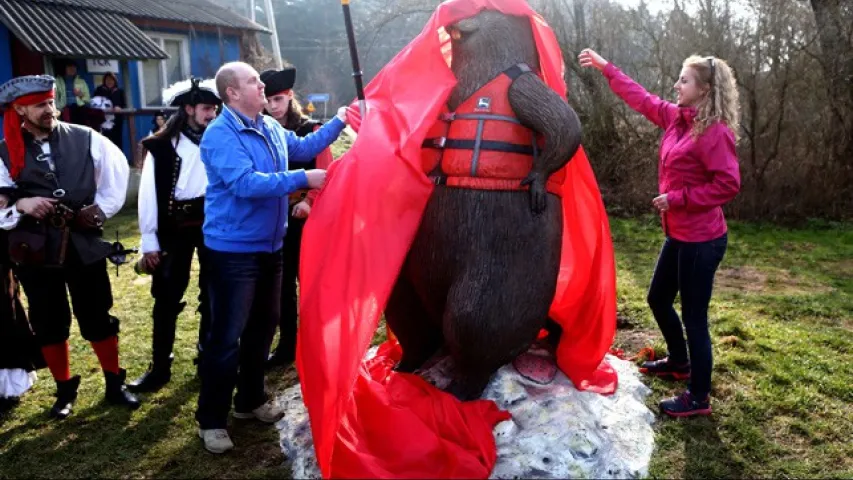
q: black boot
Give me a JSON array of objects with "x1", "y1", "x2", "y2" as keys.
[
  {"x1": 127, "y1": 353, "x2": 173, "y2": 393},
  {"x1": 50, "y1": 375, "x2": 81, "y2": 419},
  {"x1": 127, "y1": 359, "x2": 172, "y2": 393},
  {"x1": 265, "y1": 346, "x2": 295, "y2": 370},
  {"x1": 104, "y1": 369, "x2": 141, "y2": 409}
]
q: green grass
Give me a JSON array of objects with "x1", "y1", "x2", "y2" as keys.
[
  {"x1": 0, "y1": 211, "x2": 299, "y2": 479},
  {"x1": 0, "y1": 204, "x2": 850, "y2": 478},
  {"x1": 610, "y1": 215, "x2": 853, "y2": 479}
]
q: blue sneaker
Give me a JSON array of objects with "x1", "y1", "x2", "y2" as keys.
[{"x1": 660, "y1": 390, "x2": 712, "y2": 418}]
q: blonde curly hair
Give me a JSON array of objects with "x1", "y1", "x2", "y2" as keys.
[{"x1": 683, "y1": 55, "x2": 740, "y2": 140}]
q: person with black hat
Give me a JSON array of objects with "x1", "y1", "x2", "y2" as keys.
[
  {"x1": 259, "y1": 66, "x2": 335, "y2": 368},
  {"x1": 0, "y1": 74, "x2": 137, "y2": 419},
  {"x1": 128, "y1": 78, "x2": 220, "y2": 393}
]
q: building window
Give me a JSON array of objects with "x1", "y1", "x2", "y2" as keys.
[{"x1": 138, "y1": 33, "x2": 190, "y2": 106}]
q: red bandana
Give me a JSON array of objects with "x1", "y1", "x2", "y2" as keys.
[{"x1": 3, "y1": 90, "x2": 56, "y2": 179}]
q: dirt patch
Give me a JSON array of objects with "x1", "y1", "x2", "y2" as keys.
[
  {"x1": 765, "y1": 416, "x2": 813, "y2": 454},
  {"x1": 716, "y1": 266, "x2": 831, "y2": 295},
  {"x1": 826, "y1": 259, "x2": 853, "y2": 279},
  {"x1": 781, "y1": 242, "x2": 816, "y2": 253},
  {"x1": 614, "y1": 328, "x2": 659, "y2": 358}
]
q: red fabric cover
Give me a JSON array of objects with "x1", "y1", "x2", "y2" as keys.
[
  {"x1": 2, "y1": 90, "x2": 56, "y2": 179},
  {"x1": 297, "y1": 0, "x2": 618, "y2": 477}
]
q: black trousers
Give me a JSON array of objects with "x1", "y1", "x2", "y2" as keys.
[
  {"x1": 150, "y1": 226, "x2": 210, "y2": 367},
  {"x1": 274, "y1": 211, "x2": 304, "y2": 360},
  {"x1": 16, "y1": 245, "x2": 118, "y2": 347},
  {"x1": 647, "y1": 234, "x2": 728, "y2": 399}
]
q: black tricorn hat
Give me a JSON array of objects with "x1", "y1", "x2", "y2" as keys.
[{"x1": 261, "y1": 67, "x2": 296, "y2": 97}]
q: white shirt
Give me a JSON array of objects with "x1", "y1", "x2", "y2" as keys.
[
  {"x1": 0, "y1": 128, "x2": 129, "y2": 230},
  {"x1": 138, "y1": 133, "x2": 208, "y2": 254}
]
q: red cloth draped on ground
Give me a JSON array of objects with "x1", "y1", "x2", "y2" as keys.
[{"x1": 297, "y1": 0, "x2": 617, "y2": 478}]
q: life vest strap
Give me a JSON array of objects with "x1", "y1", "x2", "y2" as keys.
[
  {"x1": 423, "y1": 137, "x2": 535, "y2": 156},
  {"x1": 430, "y1": 174, "x2": 562, "y2": 197},
  {"x1": 442, "y1": 112, "x2": 523, "y2": 125}
]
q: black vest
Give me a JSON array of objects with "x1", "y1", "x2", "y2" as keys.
[
  {"x1": 141, "y1": 133, "x2": 201, "y2": 241},
  {"x1": 0, "y1": 122, "x2": 110, "y2": 265},
  {"x1": 293, "y1": 120, "x2": 322, "y2": 169},
  {"x1": 1, "y1": 123, "x2": 96, "y2": 207}
]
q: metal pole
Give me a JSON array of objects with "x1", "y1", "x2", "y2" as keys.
[
  {"x1": 341, "y1": 0, "x2": 366, "y2": 117},
  {"x1": 120, "y1": 59, "x2": 138, "y2": 168},
  {"x1": 249, "y1": 0, "x2": 256, "y2": 22},
  {"x1": 263, "y1": 0, "x2": 283, "y2": 69}
]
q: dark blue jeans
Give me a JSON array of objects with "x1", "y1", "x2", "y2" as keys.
[
  {"x1": 647, "y1": 234, "x2": 727, "y2": 399},
  {"x1": 195, "y1": 248, "x2": 282, "y2": 430}
]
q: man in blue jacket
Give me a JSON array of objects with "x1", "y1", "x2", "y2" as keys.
[{"x1": 196, "y1": 61, "x2": 348, "y2": 454}]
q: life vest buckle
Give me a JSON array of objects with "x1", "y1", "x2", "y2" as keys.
[
  {"x1": 425, "y1": 137, "x2": 447, "y2": 149},
  {"x1": 440, "y1": 112, "x2": 456, "y2": 122},
  {"x1": 430, "y1": 175, "x2": 447, "y2": 186}
]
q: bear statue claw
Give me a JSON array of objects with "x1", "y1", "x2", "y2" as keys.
[{"x1": 521, "y1": 173, "x2": 548, "y2": 214}]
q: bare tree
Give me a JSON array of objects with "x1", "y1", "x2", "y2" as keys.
[{"x1": 808, "y1": 0, "x2": 853, "y2": 173}]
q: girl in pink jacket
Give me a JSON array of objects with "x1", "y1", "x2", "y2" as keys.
[{"x1": 580, "y1": 49, "x2": 741, "y2": 417}]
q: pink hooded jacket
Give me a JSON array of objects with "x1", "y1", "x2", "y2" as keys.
[{"x1": 603, "y1": 63, "x2": 741, "y2": 242}]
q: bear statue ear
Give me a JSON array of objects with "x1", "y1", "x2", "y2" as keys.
[{"x1": 454, "y1": 17, "x2": 480, "y2": 34}]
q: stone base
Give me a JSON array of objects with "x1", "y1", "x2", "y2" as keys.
[{"x1": 276, "y1": 350, "x2": 655, "y2": 479}]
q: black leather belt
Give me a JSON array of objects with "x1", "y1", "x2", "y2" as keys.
[{"x1": 170, "y1": 197, "x2": 204, "y2": 227}]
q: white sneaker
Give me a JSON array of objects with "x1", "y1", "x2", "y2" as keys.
[
  {"x1": 198, "y1": 428, "x2": 234, "y2": 454},
  {"x1": 232, "y1": 401, "x2": 284, "y2": 423}
]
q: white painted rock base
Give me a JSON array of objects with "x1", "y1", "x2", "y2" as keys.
[{"x1": 276, "y1": 350, "x2": 655, "y2": 479}]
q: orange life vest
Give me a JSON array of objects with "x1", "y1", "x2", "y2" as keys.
[{"x1": 421, "y1": 63, "x2": 566, "y2": 196}]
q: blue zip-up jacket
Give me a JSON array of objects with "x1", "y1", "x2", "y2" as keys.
[{"x1": 200, "y1": 105, "x2": 345, "y2": 253}]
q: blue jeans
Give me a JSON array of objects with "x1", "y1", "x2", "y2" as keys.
[
  {"x1": 195, "y1": 248, "x2": 282, "y2": 430},
  {"x1": 647, "y1": 234, "x2": 727, "y2": 399}
]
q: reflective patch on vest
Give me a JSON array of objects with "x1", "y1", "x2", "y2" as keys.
[{"x1": 475, "y1": 97, "x2": 492, "y2": 112}]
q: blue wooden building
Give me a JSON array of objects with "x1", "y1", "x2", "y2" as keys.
[{"x1": 0, "y1": 0, "x2": 269, "y2": 164}]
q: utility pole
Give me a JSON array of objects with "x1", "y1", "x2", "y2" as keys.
[{"x1": 263, "y1": 0, "x2": 283, "y2": 69}]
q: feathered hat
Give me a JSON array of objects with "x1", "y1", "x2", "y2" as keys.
[{"x1": 162, "y1": 77, "x2": 220, "y2": 107}]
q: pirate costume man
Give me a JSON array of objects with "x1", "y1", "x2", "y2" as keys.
[
  {"x1": 259, "y1": 67, "x2": 334, "y2": 368},
  {"x1": 129, "y1": 78, "x2": 220, "y2": 393},
  {"x1": 0, "y1": 75, "x2": 137, "y2": 418}
]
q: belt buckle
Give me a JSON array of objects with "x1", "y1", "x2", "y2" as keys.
[
  {"x1": 432, "y1": 137, "x2": 447, "y2": 148},
  {"x1": 49, "y1": 215, "x2": 66, "y2": 229},
  {"x1": 182, "y1": 204, "x2": 192, "y2": 213}
]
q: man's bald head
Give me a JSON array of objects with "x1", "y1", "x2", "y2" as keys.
[
  {"x1": 215, "y1": 62, "x2": 266, "y2": 116},
  {"x1": 215, "y1": 62, "x2": 244, "y2": 104}
]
